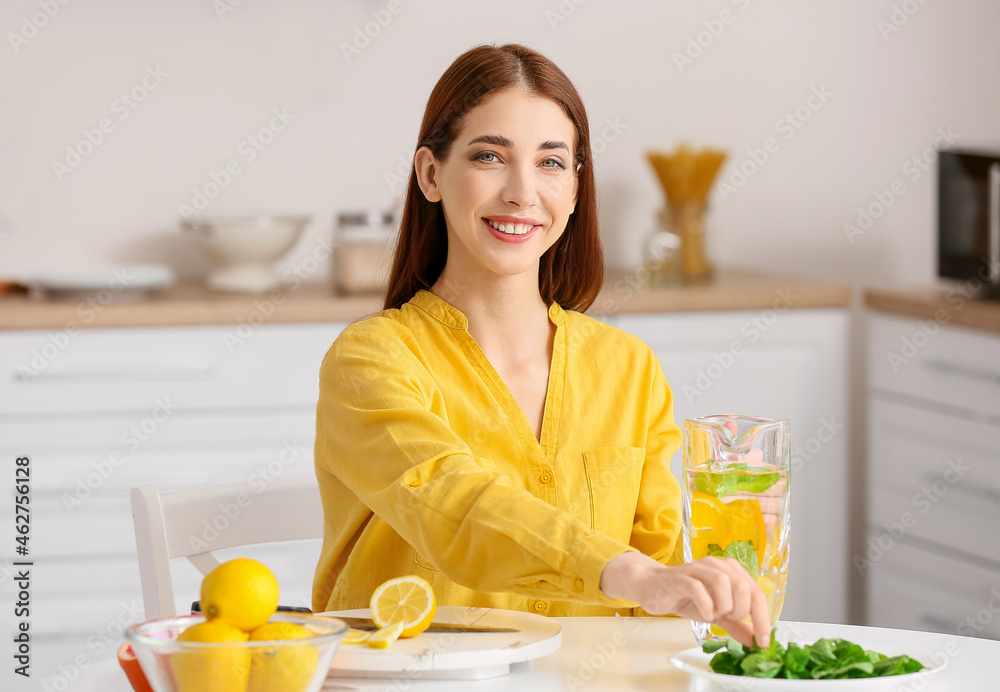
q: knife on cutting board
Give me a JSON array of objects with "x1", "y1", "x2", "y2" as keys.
[
  {"x1": 190, "y1": 602, "x2": 519, "y2": 633},
  {"x1": 334, "y1": 616, "x2": 519, "y2": 634}
]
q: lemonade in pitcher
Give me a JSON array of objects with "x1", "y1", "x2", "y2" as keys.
[{"x1": 682, "y1": 416, "x2": 790, "y2": 644}]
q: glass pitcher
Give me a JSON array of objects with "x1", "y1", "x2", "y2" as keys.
[{"x1": 682, "y1": 414, "x2": 790, "y2": 644}]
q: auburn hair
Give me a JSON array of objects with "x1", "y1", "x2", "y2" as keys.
[{"x1": 382, "y1": 43, "x2": 603, "y2": 312}]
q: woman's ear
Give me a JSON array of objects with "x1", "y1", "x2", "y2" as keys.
[
  {"x1": 570, "y1": 163, "x2": 580, "y2": 213},
  {"x1": 413, "y1": 146, "x2": 442, "y2": 203}
]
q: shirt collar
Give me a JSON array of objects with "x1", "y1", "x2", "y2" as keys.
[{"x1": 410, "y1": 289, "x2": 565, "y2": 330}]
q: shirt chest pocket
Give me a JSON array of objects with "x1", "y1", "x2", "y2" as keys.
[{"x1": 583, "y1": 447, "x2": 646, "y2": 544}]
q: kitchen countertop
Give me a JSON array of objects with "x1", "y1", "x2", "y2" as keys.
[
  {"x1": 865, "y1": 285, "x2": 1000, "y2": 336},
  {"x1": 0, "y1": 267, "x2": 851, "y2": 331},
  {"x1": 69, "y1": 617, "x2": 998, "y2": 691}
]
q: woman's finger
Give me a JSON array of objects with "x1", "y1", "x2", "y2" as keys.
[
  {"x1": 748, "y1": 576, "x2": 771, "y2": 648},
  {"x1": 665, "y1": 573, "x2": 716, "y2": 622},
  {"x1": 688, "y1": 558, "x2": 735, "y2": 620},
  {"x1": 716, "y1": 615, "x2": 756, "y2": 649},
  {"x1": 726, "y1": 567, "x2": 753, "y2": 622}
]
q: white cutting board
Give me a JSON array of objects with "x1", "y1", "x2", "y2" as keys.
[{"x1": 320, "y1": 606, "x2": 562, "y2": 681}]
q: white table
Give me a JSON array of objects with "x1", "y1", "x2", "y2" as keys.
[{"x1": 64, "y1": 618, "x2": 998, "y2": 691}]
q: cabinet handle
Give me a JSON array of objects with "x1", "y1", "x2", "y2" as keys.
[
  {"x1": 920, "y1": 472, "x2": 1000, "y2": 506},
  {"x1": 13, "y1": 479, "x2": 211, "y2": 500},
  {"x1": 990, "y1": 162, "x2": 1000, "y2": 287},
  {"x1": 13, "y1": 363, "x2": 215, "y2": 383},
  {"x1": 919, "y1": 613, "x2": 957, "y2": 633},
  {"x1": 921, "y1": 358, "x2": 1000, "y2": 386}
]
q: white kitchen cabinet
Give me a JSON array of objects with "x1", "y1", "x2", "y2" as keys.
[
  {"x1": 0, "y1": 323, "x2": 344, "y2": 681},
  {"x1": 865, "y1": 313, "x2": 1000, "y2": 640},
  {"x1": 610, "y1": 309, "x2": 850, "y2": 625}
]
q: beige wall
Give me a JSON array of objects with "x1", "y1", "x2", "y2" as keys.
[{"x1": 3, "y1": 0, "x2": 998, "y2": 287}]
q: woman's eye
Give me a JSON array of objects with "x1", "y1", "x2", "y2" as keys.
[
  {"x1": 541, "y1": 158, "x2": 567, "y2": 170},
  {"x1": 473, "y1": 151, "x2": 500, "y2": 163}
]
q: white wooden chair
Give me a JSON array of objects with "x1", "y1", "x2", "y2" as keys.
[{"x1": 130, "y1": 474, "x2": 324, "y2": 619}]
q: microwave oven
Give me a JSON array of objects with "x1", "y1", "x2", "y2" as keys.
[{"x1": 938, "y1": 149, "x2": 1000, "y2": 299}]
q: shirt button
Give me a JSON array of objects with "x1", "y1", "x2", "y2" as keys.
[
  {"x1": 538, "y1": 471, "x2": 553, "y2": 484},
  {"x1": 532, "y1": 600, "x2": 547, "y2": 613},
  {"x1": 408, "y1": 480, "x2": 422, "y2": 487},
  {"x1": 574, "y1": 578, "x2": 585, "y2": 593}
]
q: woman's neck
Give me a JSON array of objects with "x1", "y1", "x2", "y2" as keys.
[{"x1": 430, "y1": 265, "x2": 552, "y2": 363}]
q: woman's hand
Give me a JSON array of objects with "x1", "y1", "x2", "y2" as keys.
[{"x1": 599, "y1": 550, "x2": 770, "y2": 649}]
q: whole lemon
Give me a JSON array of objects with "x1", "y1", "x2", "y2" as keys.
[
  {"x1": 247, "y1": 622, "x2": 317, "y2": 692},
  {"x1": 171, "y1": 619, "x2": 250, "y2": 692},
  {"x1": 201, "y1": 558, "x2": 280, "y2": 632}
]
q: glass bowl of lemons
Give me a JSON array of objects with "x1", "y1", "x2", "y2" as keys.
[
  {"x1": 124, "y1": 558, "x2": 346, "y2": 692},
  {"x1": 126, "y1": 611, "x2": 348, "y2": 692}
]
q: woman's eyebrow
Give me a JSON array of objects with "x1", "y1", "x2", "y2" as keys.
[{"x1": 466, "y1": 134, "x2": 569, "y2": 152}]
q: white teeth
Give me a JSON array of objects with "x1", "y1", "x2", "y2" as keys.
[{"x1": 488, "y1": 220, "x2": 534, "y2": 235}]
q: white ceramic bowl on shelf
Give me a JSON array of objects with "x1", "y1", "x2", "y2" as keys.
[{"x1": 181, "y1": 214, "x2": 309, "y2": 293}]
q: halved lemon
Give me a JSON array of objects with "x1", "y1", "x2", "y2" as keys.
[
  {"x1": 367, "y1": 621, "x2": 404, "y2": 649},
  {"x1": 369, "y1": 575, "x2": 436, "y2": 639}
]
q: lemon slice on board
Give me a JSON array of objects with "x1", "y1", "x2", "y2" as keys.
[
  {"x1": 341, "y1": 628, "x2": 371, "y2": 645},
  {"x1": 367, "y1": 622, "x2": 405, "y2": 649}
]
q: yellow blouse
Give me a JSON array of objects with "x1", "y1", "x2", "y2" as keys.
[{"x1": 312, "y1": 289, "x2": 684, "y2": 617}]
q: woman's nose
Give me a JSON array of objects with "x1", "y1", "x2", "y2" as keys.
[{"x1": 501, "y1": 163, "x2": 541, "y2": 207}]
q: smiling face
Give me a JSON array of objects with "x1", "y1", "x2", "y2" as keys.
[{"x1": 415, "y1": 87, "x2": 580, "y2": 286}]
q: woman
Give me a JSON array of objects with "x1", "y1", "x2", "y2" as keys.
[{"x1": 312, "y1": 43, "x2": 769, "y2": 648}]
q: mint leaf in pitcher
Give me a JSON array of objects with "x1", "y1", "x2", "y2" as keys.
[
  {"x1": 695, "y1": 462, "x2": 747, "y2": 497},
  {"x1": 738, "y1": 471, "x2": 780, "y2": 494},
  {"x1": 705, "y1": 541, "x2": 757, "y2": 577}
]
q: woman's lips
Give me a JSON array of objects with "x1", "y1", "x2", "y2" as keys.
[{"x1": 482, "y1": 218, "x2": 540, "y2": 243}]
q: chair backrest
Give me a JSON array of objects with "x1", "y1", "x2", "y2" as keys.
[{"x1": 130, "y1": 474, "x2": 324, "y2": 619}]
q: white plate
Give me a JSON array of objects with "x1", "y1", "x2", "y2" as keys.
[
  {"x1": 320, "y1": 606, "x2": 561, "y2": 681},
  {"x1": 32, "y1": 264, "x2": 175, "y2": 291},
  {"x1": 29, "y1": 264, "x2": 175, "y2": 301},
  {"x1": 670, "y1": 642, "x2": 946, "y2": 691}
]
